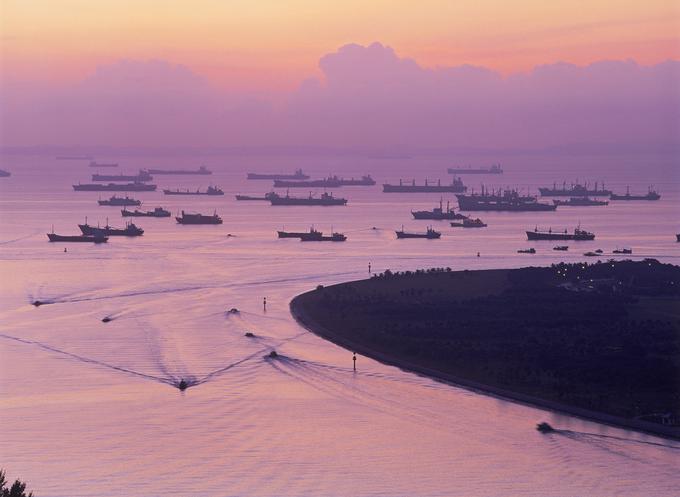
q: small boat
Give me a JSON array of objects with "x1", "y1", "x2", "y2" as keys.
[
  {"x1": 613, "y1": 248, "x2": 632, "y2": 254},
  {"x1": 395, "y1": 226, "x2": 441, "y2": 239},
  {"x1": 583, "y1": 251, "x2": 600, "y2": 257},
  {"x1": 450, "y1": 218, "x2": 487, "y2": 228},
  {"x1": 245, "y1": 332, "x2": 255, "y2": 338},
  {"x1": 228, "y1": 308, "x2": 239, "y2": 314},
  {"x1": 518, "y1": 248, "x2": 536, "y2": 254},
  {"x1": 121, "y1": 207, "x2": 171, "y2": 218},
  {"x1": 163, "y1": 186, "x2": 224, "y2": 196},
  {"x1": 102, "y1": 316, "x2": 112, "y2": 323},
  {"x1": 536, "y1": 422, "x2": 555, "y2": 433},
  {"x1": 178, "y1": 379, "x2": 188, "y2": 391},
  {"x1": 553, "y1": 246, "x2": 569, "y2": 251},
  {"x1": 47, "y1": 233, "x2": 108, "y2": 243},
  {"x1": 268, "y1": 350, "x2": 278, "y2": 359}
]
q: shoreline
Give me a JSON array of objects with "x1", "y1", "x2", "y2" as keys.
[{"x1": 290, "y1": 284, "x2": 680, "y2": 442}]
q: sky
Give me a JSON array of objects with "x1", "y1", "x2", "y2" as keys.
[{"x1": 1, "y1": 0, "x2": 679, "y2": 150}]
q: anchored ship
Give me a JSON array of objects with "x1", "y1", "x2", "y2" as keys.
[
  {"x1": 92, "y1": 170, "x2": 152, "y2": 182},
  {"x1": 121, "y1": 207, "x2": 171, "y2": 217},
  {"x1": 47, "y1": 233, "x2": 108, "y2": 243},
  {"x1": 79, "y1": 221, "x2": 144, "y2": 237},
  {"x1": 73, "y1": 182, "x2": 157, "y2": 192},
  {"x1": 610, "y1": 186, "x2": 660, "y2": 201},
  {"x1": 176, "y1": 210, "x2": 223, "y2": 224},
  {"x1": 274, "y1": 175, "x2": 375, "y2": 188},
  {"x1": 98, "y1": 195, "x2": 141, "y2": 206},
  {"x1": 299, "y1": 230, "x2": 347, "y2": 242},
  {"x1": 411, "y1": 199, "x2": 467, "y2": 220},
  {"x1": 163, "y1": 186, "x2": 224, "y2": 196},
  {"x1": 278, "y1": 227, "x2": 321, "y2": 238},
  {"x1": 247, "y1": 169, "x2": 309, "y2": 180},
  {"x1": 383, "y1": 178, "x2": 466, "y2": 193},
  {"x1": 88, "y1": 160, "x2": 117, "y2": 167},
  {"x1": 526, "y1": 226, "x2": 595, "y2": 241},
  {"x1": 269, "y1": 191, "x2": 347, "y2": 206},
  {"x1": 450, "y1": 218, "x2": 487, "y2": 228},
  {"x1": 552, "y1": 197, "x2": 609, "y2": 206},
  {"x1": 395, "y1": 226, "x2": 441, "y2": 239},
  {"x1": 539, "y1": 181, "x2": 611, "y2": 197},
  {"x1": 447, "y1": 164, "x2": 503, "y2": 174},
  {"x1": 236, "y1": 193, "x2": 276, "y2": 201},
  {"x1": 148, "y1": 165, "x2": 212, "y2": 175},
  {"x1": 456, "y1": 188, "x2": 556, "y2": 211}
]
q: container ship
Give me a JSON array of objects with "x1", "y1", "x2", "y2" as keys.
[
  {"x1": 456, "y1": 188, "x2": 556, "y2": 211},
  {"x1": 411, "y1": 199, "x2": 467, "y2": 220},
  {"x1": 609, "y1": 186, "x2": 660, "y2": 201},
  {"x1": 552, "y1": 197, "x2": 609, "y2": 206},
  {"x1": 447, "y1": 164, "x2": 503, "y2": 174},
  {"x1": 538, "y1": 182, "x2": 611, "y2": 197},
  {"x1": 247, "y1": 169, "x2": 309, "y2": 180},
  {"x1": 526, "y1": 226, "x2": 595, "y2": 241},
  {"x1": 98, "y1": 195, "x2": 141, "y2": 206},
  {"x1": 383, "y1": 178, "x2": 466, "y2": 193},
  {"x1": 92, "y1": 170, "x2": 152, "y2": 182},
  {"x1": 122, "y1": 207, "x2": 171, "y2": 218},
  {"x1": 163, "y1": 186, "x2": 224, "y2": 196},
  {"x1": 148, "y1": 165, "x2": 212, "y2": 175},
  {"x1": 269, "y1": 192, "x2": 347, "y2": 206},
  {"x1": 73, "y1": 182, "x2": 157, "y2": 192},
  {"x1": 176, "y1": 211, "x2": 223, "y2": 224},
  {"x1": 395, "y1": 226, "x2": 441, "y2": 239},
  {"x1": 79, "y1": 221, "x2": 144, "y2": 237}
]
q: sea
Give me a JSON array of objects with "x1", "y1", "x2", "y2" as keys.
[{"x1": 1, "y1": 151, "x2": 679, "y2": 497}]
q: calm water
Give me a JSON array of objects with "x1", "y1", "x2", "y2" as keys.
[{"x1": 1, "y1": 153, "x2": 679, "y2": 497}]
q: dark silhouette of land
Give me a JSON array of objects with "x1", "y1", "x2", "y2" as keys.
[
  {"x1": 0, "y1": 470, "x2": 33, "y2": 497},
  {"x1": 291, "y1": 260, "x2": 680, "y2": 439}
]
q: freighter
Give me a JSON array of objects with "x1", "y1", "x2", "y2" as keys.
[
  {"x1": 447, "y1": 164, "x2": 503, "y2": 174},
  {"x1": 247, "y1": 169, "x2": 309, "y2": 180},
  {"x1": 121, "y1": 207, "x2": 171, "y2": 218},
  {"x1": 299, "y1": 230, "x2": 347, "y2": 242},
  {"x1": 274, "y1": 175, "x2": 375, "y2": 188},
  {"x1": 0, "y1": 169, "x2": 10, "y2": 177},
  {"x1": 383, "y1": 178, "x2": 466, "y2": 193},
  {"x1": 88, "y1": 161, "x2": 117, "y2": 167},
  {"x1": 98, "y1": 195, "x2": 142, "y2": 206},
  {"x1": 538, "y1": 181, "x2": 611, "y2": 197},
  {"x1": 163, "y1": 186, "x2": 224, "y2": 195},
  {"x1": 236, "y1": 193, "x2": 275, "y2": 201},
  {"x1": 609, "y1": 186, "x2": 660, "y2": 201},
  {"x1": 73, "y1": 182, "x2": 157, "y2": 192},
  {"x1": 79, "y1": 221, "x2": 144, "y2": 237},
  {"x1": 526, "y1": 226, "x2": 595, "y2": 241},
  {"x1": 269, "y1": 191, "x2": 347, "y2": 206},
  {"x1": 92, "y1": 170, "x2": 152, "y2": 182},
  {"x1": 456, "y1": 188, "x2": 556, "y2": 211},
  {"x1": 148, "y1": 165, "x2": 211, "y2": 175},
  {"x1": 278, "y1": 227, "x2": 321, "y2": 238},
  {"x1": 411, "y1": 199, "x2": 467, "y2": 220},
  {"x1": 47, "y1": 233, "x2": 108, "y2": 243},
  {"x1": 395, "y1": 226, "x2": 441, "y2": 239},
  {"x1": 552, "y1": 197, "x2": 609, "y2": 206},
  {"x1": 176, "y1": 211, "x2": 223, "y2": 224}
]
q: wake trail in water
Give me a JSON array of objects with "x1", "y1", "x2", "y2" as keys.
[
  {"x1": 0, "y1": 230, "x2": 42, "y2": 245},
  {"x1": 558, "y1": 429, "x2": 680, "y2": 451}
]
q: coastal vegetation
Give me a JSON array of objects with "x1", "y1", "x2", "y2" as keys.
[
  {"x1": 0, "y1": 470, "x2": 33, "y2": 497},
  {"x1": 292, "y1": 260, "x2": 680, "y2": 433}
]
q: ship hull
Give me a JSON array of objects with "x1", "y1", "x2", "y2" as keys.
[
  {"x1": 148, "y1": 169, "x2": 211, "y2": 175},
  {"x1": 383, "y1": 185, "x2": 466, "y2": 193},
  {"x1": 538, "y1": 189, "x2": 611, "y2": 197},
  {"x1": 412, "y1": 212, "x2": 466, "y2": 220},
  {"x1": 163, "y1": 190, "x2": 224, "y2": 196},
  {"x1": 79, "y1": 224, "x2": 144, "y2": 236},
  {"x1": 247, "y1": 173, "x2": 309, "y2": 180},
  {"x1": 269, "y1": 199, "x2": 347, "y2": 206},
  {"x1": 610, "y1": 194, "x2": 660, "y2": 201},
  {"x1": 277, "y1": 231, "x2": 309, "y2": 238},
  {"x1": 73, "y1": 183, "x2": 157, "y2": 192},
  {"x1": 299, "y1": 234, "x2": 347, "y2": 242},
  {"x1": 457, "y1": 197, "x2": 556, "y2": 212},
  {"x1": 98, "y1": 199, "x2": 141, "y2": 206},
  {"x1": 526, "y1": 231, "x2": 595, "y2": 241},
  {"x1": 447, "y1": 168, "x2": 502, "y2": 174},
  {"x1": 395, "y1": 232, "x2": 440, "y2": 239},
  {"x1": 121, "y1": 209, "x2": 170, "y2": 217},
  {"x1": 47, "y1": 233, "x2": 108, "y2": 243},
  {"x1": 176, "y1": 214, "x2": 222, "y2": 224}
]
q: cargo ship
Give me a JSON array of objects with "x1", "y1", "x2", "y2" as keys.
[
  {"x1": 447, "y1": 164, "x2": 503, "y2": 175},
  {"x1": 98, "y1": 195, "x2": 142, "y2": 206},
  {"x1": 538, "y1": 181, "x2": 611, "y2": 197},
  {"x1": 299, "y1": 230, "x2": 347, "y2": 242},
  {"x1": 395, "y1": 226, "x2": 441, "y2": 239},
  {"x1": 609, "y1": 186, "x2": 660, "y2": 201},
  {"x1": 73, "y1": 182, "x2": 157, "y2": 192},
  {"x1": 274, "y1": 175, "x2": 376, "y2": 188},
  {"x1": 148, "y1": 165, "x2": 212, "y2": 175},
  {"x1": 383, "y1": 178, "x2": 466, "y2": 193},
  {"x1": 92, "y1": 170, "x2": 152, "y2": 182},
  {"x1": 176, "y1": 211, "x2": 223, "y2": 224},
  {"x1": 88, "y1": 161, "x2": 117, "y2": 167},
  {"x1": 47, "y1": 233, "x2": 108, "y2": 243},
  {"x1": 411, "y1": 199, "x2": 467, "y2": 220},
  {"x1": 0, "y1": 169, "x2": 10, "y2": 177},
  {"x1": 277, "y1": 227, "x2": 320, "y2": 238},
  {"x1": 79, "y1": 221, "x2": 144, "y2": 237},
  {"x1": 269, "y1": 191, "x2": 347, "y2": 206},
  {"x1": 235, "y1": 193, "x2": 275, "y2": 201},
  {"x1": 526, "y1": 226, "x2": 595, "y2": 241},
  {"x1": 163, "y1": 186, "x2": 224, "y2": 196},
  {"x1": 247, "y1": 169, "x2": 309, "y2": 180},
  {"x1": 456, "y1": 188, "x2": 556, "y2": 211},
  {"x1": 121, "y1": 207, "x2": 171, "y2": 218},
  {"x1": 552, "y1": 197, "x2": 609, "y2": 206}
]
